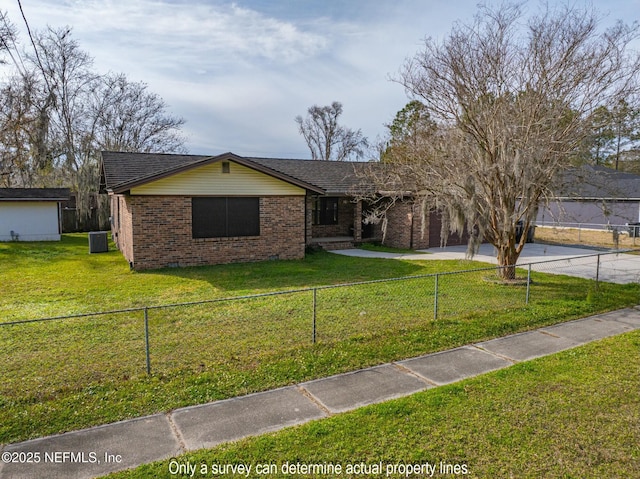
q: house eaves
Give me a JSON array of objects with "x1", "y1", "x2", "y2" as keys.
[
  {"x1": 248, "y1": 157, "x2": 378, "y2": 196},
  {"x1": 103, "y1": 152, "x2": 326, "y2": 195},
  {"x1": 0, "y1": 188, "x2": 70, "y2": 201}
]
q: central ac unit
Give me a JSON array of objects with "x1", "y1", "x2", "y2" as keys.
[{"x1": 89, "y1": 231, "x2": 109, "y2": 253}]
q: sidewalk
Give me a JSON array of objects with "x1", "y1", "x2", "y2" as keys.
[{"x1": 2, "y1": 308, "x2": 639, "y2": 479}]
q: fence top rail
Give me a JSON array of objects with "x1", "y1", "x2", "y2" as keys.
[
  {"x1": 536, "y1": 221, "x2": 637, "y2": 230},
  {"x1": 1, "y1": 249, "x2": 635, "y2": 327},
  {"x1": 0, "y1": 288, "x2": 316, "y2": 327}
]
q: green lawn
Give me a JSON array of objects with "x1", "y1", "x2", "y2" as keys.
[
  {"x1": 105, "y1": 331, "x2": 640, "y2": 479},
  {"x1": 1, "y1": 235, "x2": 638, "y2": 445}
]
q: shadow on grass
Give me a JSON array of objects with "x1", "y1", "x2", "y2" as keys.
[
  {"x1": 136, "y1": 249, "x2": 436, "y2": 293},
  {"x1": 0, "y1": 233, "x2": 120, "y2": 263}
]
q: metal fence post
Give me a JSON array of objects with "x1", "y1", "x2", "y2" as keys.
[
  {"x1": 526, "y1": 263, "x2": 532, "y2": 305},
  {"x1": 144, "y1": 307, "x2": 151, "y2": 375},
  {"x1": 595, "y1": 254, "x2": 600, "y2": 288},
  {"x1": 312, "y1": 288, "x2": 317, "y2": 344},
  {"x1": 434, "y1": 274, "x2": 439, "y2": 320}
]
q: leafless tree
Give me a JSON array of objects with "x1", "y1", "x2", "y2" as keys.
[
  {"x1": 90, "y1": 73, "x2": 186, "y2": 154},
  {"x1": 0, "y1": 22, "x2": 186, "y2": 227},
  {"x1": 296, "y1": 101, "x2": 368, "y2": 161},
  {"x1": 0, "y1": 72, "x2": 53, "y2": 187},
  {"x1": 28, "y1": 28, "x2": 97, "y2": 181},
  {"x1": 361, "y1": 3, "x2": 640, "y2": 279},
  {"x1": 0, "y1": 11, "x2": 20, "y2": 70}
]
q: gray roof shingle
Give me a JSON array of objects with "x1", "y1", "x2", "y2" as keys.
[
  {"x1": 100, "y1": 151, "x2": 373, "y2": 195},
  {"x1": 558, "y1": 165, "x2": 640, "y2": 200},
  {"x1": 248, "y1": 157, "x2": 369, "y2": 195},
  {"x1": 0, "y1": 188, "x2": 70, "y2": 201},
  {"x1": 101, "y1": 151, "x2": 640, "y2": 201},
  {"x1": 101, "y1": 151, "x2": 210, "y2": 192}
]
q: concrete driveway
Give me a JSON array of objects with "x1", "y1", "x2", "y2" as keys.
[{"x1": 332, "y1": 243, "x2": 640, "y2": 284}]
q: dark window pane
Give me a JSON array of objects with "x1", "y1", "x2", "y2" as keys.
[
  {"x1": 313, "y1": 197, "x2": 339, "y2": 225},
  {"x1": 192, "y1": 197, "x2": 259, "y2": 238},
  {"x1": 228, "y1": 197, "x2": 260, "y2": 236}
]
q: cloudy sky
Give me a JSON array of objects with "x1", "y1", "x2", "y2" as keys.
[{"x1": 2, "y1": 0, "x2": 639, "y2": 157}]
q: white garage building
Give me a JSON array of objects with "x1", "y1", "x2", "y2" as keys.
[{"x1": 0, "y1": 188, "x2": 70, "y2": 241}]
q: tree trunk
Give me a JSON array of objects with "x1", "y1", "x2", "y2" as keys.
[{"x1": 496, "y1": 241, "x2": 519, "y2": 280}]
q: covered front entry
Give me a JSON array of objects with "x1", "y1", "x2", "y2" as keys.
[{"x1": 306, "y1": 196, "x2": 380, "y2": 250}]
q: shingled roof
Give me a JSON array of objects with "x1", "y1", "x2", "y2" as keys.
[
  {"x1": 100, "y1": 151, "x2": 373, "y2": 195},
  {"x1": 101, "y1": 151, "x2": 210, "y2": 193},
  {"x1": 557, "y1": 165, "x2": 640, "y2": 200},
  {"x1": 248, "y1": 157, "x2": 368, "y2": 195},
  {"x1": 0, "y1": 188, "x2": 70, "y2": 201}
]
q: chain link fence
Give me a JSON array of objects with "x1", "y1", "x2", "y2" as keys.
[
  {"x1": 527, "y1": 251, "x2": 640, "y2": 284},
  {"x1": 535, "y1": 221, "x2": 640, "y2": 247},
  {"x1": 2, "y1": 250, "x2": 639, "y2": 399}
]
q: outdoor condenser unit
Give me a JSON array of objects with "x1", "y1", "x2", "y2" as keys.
[{"x1": 89, "y1": 231, "x2": 109, "y2": 253}]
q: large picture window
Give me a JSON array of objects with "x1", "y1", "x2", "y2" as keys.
[
  {"x1": 192, "y1": 197, "x2": 260, "y2": 238},
  {"x1": 313, "y1": 197, "x2": 339, "y2": 225}
]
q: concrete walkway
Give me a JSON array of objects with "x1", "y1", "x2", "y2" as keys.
[
  {"x1": 332, "y1": 243, "x2": 640, "y2": 284},
  {"x1": 329, "y1": 242, "x2": 612, "y2": 262},
  {"x1": 2, "y1": 308, "x2": 639, "y2": 479}
]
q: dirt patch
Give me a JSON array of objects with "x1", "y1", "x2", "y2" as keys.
[{"x1": 535, "y1": 226, "x2": 640, "y2": 249}]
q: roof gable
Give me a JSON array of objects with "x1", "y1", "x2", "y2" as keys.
[
  {"x1": 130, "y1": 160, "x2": 307, "y2": 196},
  {"x1": 101, "y1": 151, "x2": 210, "y2": 193},
  {"x1": 100, "y1": 151, "x2": 372, "y2": 195}
]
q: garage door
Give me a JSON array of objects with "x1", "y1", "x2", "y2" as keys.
[{"x1": 428, "y1": 210, "x2": 470, "y2": 248}]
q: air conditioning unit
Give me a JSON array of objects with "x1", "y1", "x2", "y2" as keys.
[{"x1": 89, "y1": 231, "x2": 109, "y2": 253}]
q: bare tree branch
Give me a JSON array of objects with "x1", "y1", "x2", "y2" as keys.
[
  {"x1": 360, "y1": 3, "x2": 640, "y2": 279},
  {"x1": 295, "y1": 101, "x2": 368, "y2": 161}
]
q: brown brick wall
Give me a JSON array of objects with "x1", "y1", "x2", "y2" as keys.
[
  {"x1": 113, "y1": 195, "x2": 305, "y2": 270},
  {"x1": 111, "y1": 194, "x2": 135, "y2": 266},
  {"x1": 305, "y1": 196, "x2": 313, "y2": 244},
  {"x1": 383, "y1": 201, "x2": 430, "y2": 249}
]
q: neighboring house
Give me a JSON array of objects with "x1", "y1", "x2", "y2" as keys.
[
  {"x1": 537, "y1": 165, "x2": 640, "y2": 228},
  {"x1": 100, "y1": 151, "x2": 454, "y2": 270},
  {"x1": 0, "y1": 188, "x2": 70, "y2": 241}
]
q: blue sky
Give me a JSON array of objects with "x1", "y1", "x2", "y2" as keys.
[{"x1": 2, "y1": 0, "x2": 639, "y2": 157}]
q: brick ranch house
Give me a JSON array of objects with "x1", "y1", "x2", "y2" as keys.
[{"x1": 100, "y1": 151, "x2": 465, "y2": 270}]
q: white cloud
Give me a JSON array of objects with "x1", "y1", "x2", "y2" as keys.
[
  {"x1": 34, "y1": 1, "x2": 329, "y2": 68},
  {"x1": 4, "y1": 0, "x2": 637, "y2": 157}
]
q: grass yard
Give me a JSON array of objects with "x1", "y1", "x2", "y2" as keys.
[
  {"x1": 1, "y1": 234, "x2": 639, "y2": 445},
  {"x1": 105, "y1": 331, "x2": 640, "y2": 479}
]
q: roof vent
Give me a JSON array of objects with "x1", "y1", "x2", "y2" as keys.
[{"x1": 222, "y1": 162, "x2": 230, "y2": 174}]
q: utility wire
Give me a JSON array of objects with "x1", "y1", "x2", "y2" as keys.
[
  {"x1": 0, "y1": 11, "x2": 25, "y2": 75},
  {"x1": 16, "y1": 0, "x2": 53, "y2": 91}
]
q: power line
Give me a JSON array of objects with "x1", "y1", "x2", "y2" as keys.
[
  {"x1": 16, "y1": 0, "x2": 52, "y2": 91},
  {"x1": 0, "y1": 11, "x2": 25, "y2": 75}
]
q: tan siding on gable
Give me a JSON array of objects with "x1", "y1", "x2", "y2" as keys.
[{"x1": 130, "y1": 161, "x2": 305, "y2": 196}]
